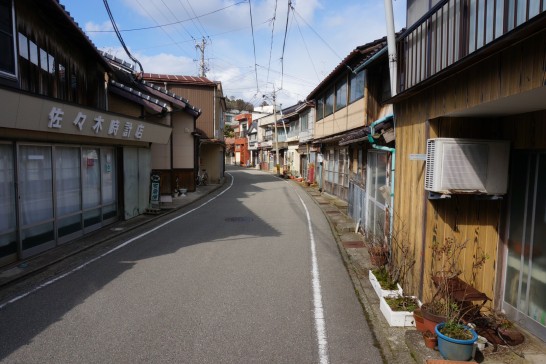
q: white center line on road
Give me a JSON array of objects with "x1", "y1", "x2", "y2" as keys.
[
  {"x1": 0, "y1": 174, "x2": 235, "y2": 310},
  {"x1": 296, "y1": 191, "x2": 330, "y2": 364}
]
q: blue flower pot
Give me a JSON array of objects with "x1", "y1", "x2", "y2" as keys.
[{"x1": 435, "y1": 322, "x2": 478, "y2": 361}]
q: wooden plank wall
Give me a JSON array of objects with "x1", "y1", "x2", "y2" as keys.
[{"x1": 393, "y1": 29, "x2": 546, "y2": 305}]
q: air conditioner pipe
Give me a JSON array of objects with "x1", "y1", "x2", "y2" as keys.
[{"x1": 368, "y1": 114, "x2": 395, "y2": 244}]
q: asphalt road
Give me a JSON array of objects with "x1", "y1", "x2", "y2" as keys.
[{"x1": 0, "y1": 167, "x2": 382, "y2": 364}]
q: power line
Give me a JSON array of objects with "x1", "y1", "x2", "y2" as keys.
[
  {"x1": 248, "y1": 0, "x2": 259, "y2": 92},
  {"x1": 280, "y1": 0, "x2": 291, "y2": 90},
  {"x1": 183, "y1": 0, "x2": 209, "y2": 39},
  {"x1": 134, "y1": 0, "x2": 193, "y2": 58},
  {"x1": 87, "y1": 1, "x2": 247, "y2": 33},
  {"x1": 290, "y1": 3, "x2": 344, "y2": 62},
  {"x1": 291, "y1": 5, "x2": 319, "y2": 82},
  {"x1": 102, "y1": 0, "x2": 144, "y2": 75},
  {"x1": 265, "y1": 0, "x2": 278, "y2": 87},
  {"x1": 159, "y1": 0, "x2": 196, "y2": 41}
]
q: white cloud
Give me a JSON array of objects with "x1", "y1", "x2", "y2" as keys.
[{"x1": 84, "y1": 21, "x2": 113, "y2": 33}]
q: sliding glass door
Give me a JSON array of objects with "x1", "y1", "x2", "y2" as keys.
[
  {"x1": 18, "y1": 145, "x2": 55, "y2": 257},
  {"x1": 504, "y1": 151, "x2": 546, "y2": 341},
  {"x1": 0, "y1": 143, "x2": 17, "y2": 265}
]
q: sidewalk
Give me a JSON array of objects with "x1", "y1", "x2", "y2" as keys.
[
  {"x1": 297, "y1": 182, "x2": 546, "y2": 364},
  {"x1": 0, "y1": 182, "x2": 224, "y2": 294}
]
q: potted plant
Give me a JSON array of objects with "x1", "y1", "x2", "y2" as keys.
[
  {"x1": 369, "y1": 265, "x2": 403, "y2": 297},
  {"x1": 413, "y1": 307, "x2": 426, "y2": 333},
  {"x1": 435, "y1": 321, "x2": 478, "y2": 361},
  {"x1": 422, "y1": 330, "x2": 437, "y2": 349}
]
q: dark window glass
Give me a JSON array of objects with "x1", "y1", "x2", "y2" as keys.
[
  {"x1": 316, "y1": 98, "x2": 324, "y2": 121},
  {"x1": 0, "y1": 0, "x2": 15, "y2": 75},
  {"x1": 335, "y1": 79, "x2": 347, "y2": 111},
  {"x1": 18, "y1": 33, "x2": 28, "y2": 59},
  {"x1": 29, "y1": 40, "x2": 38, "y2": 66},
  {"x1": 324, "y1": 88, "x2": 334, "y2": 116},
  {"x1": 349, "y1": 70, "x2": 365, "y2": 103}
]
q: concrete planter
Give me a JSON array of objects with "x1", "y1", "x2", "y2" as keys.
[
  {"x1": 379, "y1": 295, "x2": 420, "y2": 327},
  {"x1": 369, "y1": 270, "x2": 403, "y2": 297}
]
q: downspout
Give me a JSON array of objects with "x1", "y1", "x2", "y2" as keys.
[
  {"x1": 368, "y1": 114, "x2": 395, "y2": 242},
  {"x1": 213, "y1": 85, "x2": 217, "y2": 138}
]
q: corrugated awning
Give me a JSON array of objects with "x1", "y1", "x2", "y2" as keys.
[{"x1": 339, "y1": 126, "x2": 371, "y2": 146}]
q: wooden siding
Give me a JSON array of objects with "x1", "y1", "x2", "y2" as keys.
[
  {"x1": 314, "y1": 99, "x2": 365, "y2": 139},
  {"x1": 169, "y1": 84, "x2": 217, "y2": 138},
  {"x1": 108, "y1": 94, "x2": 142, "y2": 118},
  {"x1": 393, "y1": 29, "x2": 546, "y2": 305}
]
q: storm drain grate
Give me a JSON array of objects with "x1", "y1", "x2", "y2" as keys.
[
  {"x1": 225, "y1": 217, "x2": 254, "y2": 222},
  {"x1": 342, "y1": 241, "x2": 365, "y2": 248},
  {"x1": 326, "y1": 210, "x2": 341, "y2": 214}
]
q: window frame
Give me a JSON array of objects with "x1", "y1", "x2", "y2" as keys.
[
  {"x1": 0, "y1": 0, "x2": 17, "y2": 79},
  {"x1": 316, "y1": 97, "x2": 324, "y2": 121},
  {"x1": 324, "y1": 87, "x2": 334, "y2": 117},
  {"x1": 349, "y1": 69, "x2": 366, "y2": 103},
  {"x1": 335, "y1": 77, "x2": 348, "y2": 111}
]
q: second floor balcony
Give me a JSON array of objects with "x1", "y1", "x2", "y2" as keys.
[{"x1": 397, "y1": 0, "x2": 546, "y2": 93}]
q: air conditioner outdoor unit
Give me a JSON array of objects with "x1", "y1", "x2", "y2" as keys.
[{"x1": 425, "y1": 138, "x2": 510, "y2": 195}]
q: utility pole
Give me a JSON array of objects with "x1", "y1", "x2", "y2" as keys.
[
  {"x1": 195, "y1": 37, "x2": 208, "y2": 77},
  {"x1": 273, "y1": 90, "x2": 280, "y2": 176}
]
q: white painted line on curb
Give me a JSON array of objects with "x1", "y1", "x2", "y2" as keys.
[{"x1": 0, "y1": 174, "x2": 235, "y2": 310}]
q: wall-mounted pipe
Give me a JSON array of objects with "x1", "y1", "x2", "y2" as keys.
[{"x1": 368, "y1": 114, "x2": 396, "y2": 242}]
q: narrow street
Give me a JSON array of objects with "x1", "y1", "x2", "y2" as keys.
[{"x1": 0, "y1": 167, "x2": 382, "y2": 364}]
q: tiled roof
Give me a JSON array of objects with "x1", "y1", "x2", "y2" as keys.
[
  {"x1": 141, "y1": 73, "x2": 217, "y2": 86},
  {"x1": 110, "y1": 80, "x2": 168, "y2": 113},
  {"x1": 306, "y1": 36, "x2": 389, "y2": 100},
  {"x1": 100, "y1": 52, "x2": 201, "y2": 116}
]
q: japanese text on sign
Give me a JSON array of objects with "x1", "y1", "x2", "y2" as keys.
[{"x1": 47, "y1": 106, "x2": 145, "y2": 140}]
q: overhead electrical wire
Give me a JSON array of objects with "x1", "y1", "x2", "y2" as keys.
[
  {"x1": 88, "y1": 1, "x2": 247, "y2": 33},
  {"x1": 279, "y1": 0, "x2": 291, "y2": 90},
  {"x1": 134, "y1": 0, "x2": 193, "y2": 58},
  {"x1": 265, "y1": 0, "x2": 278, "y2": 87},
  {"x1": 159, "y1": 0, "x2": 195, "y2": 41},
  {"x1": 102, "y1": 0, "x2": 144, "y2": 75},
  {"x1": 290, "y1": 4, "x2": 345, "y2": 64},
  {"x1": 182, "y1": 0, "x2": 209, "y2": 39},
  {"x1": 248, "y1": 0, "x2": 260, "y2": 92},
  {"x1": 291, "y1": 6, "x2": 319, "y2": 81}
]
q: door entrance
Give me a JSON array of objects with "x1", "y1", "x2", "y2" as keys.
[{"x1": 504, "y1": 151, "x2": 546, "y2": 341}]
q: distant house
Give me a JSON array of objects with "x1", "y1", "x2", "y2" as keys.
[
  {"x1": 390, "y1": 0, "x2": 546, "y2": 341},
  {"x1": 100, "y1": 53, "x2": 201, "y2": 207},
  {"x1": 233, "y1": 113, "x2": 252, "y2": 166},
  {"x1": 142, "y1": 74, "x2": 226, "y2": 190}
]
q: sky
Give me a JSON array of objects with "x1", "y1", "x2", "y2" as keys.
[{"x1": 61, "y1": 0, "x2": 407, "y2": 108}]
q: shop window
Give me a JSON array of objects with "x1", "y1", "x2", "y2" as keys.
[{"x1": 0, "y1": 143, "x2": 16, "y2": 261}]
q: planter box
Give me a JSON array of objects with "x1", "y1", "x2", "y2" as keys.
[
  {"x1": 369, "y1": 270, "x2": 403, "y2": 297},
  {"x1": 379, "y1": 295, "x2": 420, "y2": 327}
]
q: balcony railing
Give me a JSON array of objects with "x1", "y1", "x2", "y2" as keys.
[{"x1": 397, "y1": 0, "x2": 545, "y2": 92}]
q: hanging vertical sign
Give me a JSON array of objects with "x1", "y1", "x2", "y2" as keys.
[{"x1": 150, "y1": 174, "x2": 160, "y2": 206}]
